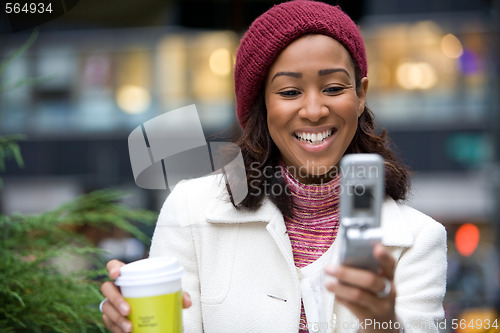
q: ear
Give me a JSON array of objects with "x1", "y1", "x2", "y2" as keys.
[{"x1": 357, "y1": 77, "x2": 369, "y2": 118}]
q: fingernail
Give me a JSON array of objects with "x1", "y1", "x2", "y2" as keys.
[
  {"x1": 325, "y1": 265, "x2": 337, "y2": 275},
  {"x1": 122, "y1": 321, "x2": 132, "y2": 332},
  {"x1": 324, "y1": 275, "x2": 338, "y2": 289},
  {"x1": 119, "y1": 302, "x2": 130, "y2": 316},
  {"x1": 109, "y1": 268, "x2": 118, "y2": 277}
]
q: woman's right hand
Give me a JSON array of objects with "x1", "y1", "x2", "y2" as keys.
[{"x1": 101, "y1": 259, "x2": 192, "y2": 333}]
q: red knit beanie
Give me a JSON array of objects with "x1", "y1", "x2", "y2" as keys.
[{"x1": 234, "y1": 0, "x2": 367, "y2": 128}]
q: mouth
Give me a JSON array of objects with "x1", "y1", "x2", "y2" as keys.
[{"x1": 294, "y1": 128, "x2": 336, "y2": 145}]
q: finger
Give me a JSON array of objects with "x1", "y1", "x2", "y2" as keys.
[
  {"x1": 102, "y1": 302, "x2": 133, "y2": 332},
  {"x1": 325, "y1": 278, "x2": 377, "y2": 310},
  {"x1": 327, "y1": 265, "x2": 385, "y2": 295},
  {"x1": 101, "y1": 281, "x2": 130, "y2": 316},
  {"x1": 182, "y1": 292, "x2": 192, "y2": 309},
  {"x1": 334, "y1": 295, "x2": 394, "y2": 325},
  {"x1": 106, "y1": 260, "x2": 126, "y2": 280},
  {"x1": 373, "y1": 244, "x2": 395, "y2": 280},
  {"x1": 103, "y1": 313, "x2": 126, "y2": 333},
  {"x1": 326, "y1": 278, "x2": 395, "y2": 320}
]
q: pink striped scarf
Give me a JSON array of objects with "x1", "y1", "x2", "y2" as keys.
[
  {"x1": 280, "y1": 163, "x2": 340, "y2": 332},
  {"x1": 281, "y1": 163, "x2": 341, "y2": 268}
]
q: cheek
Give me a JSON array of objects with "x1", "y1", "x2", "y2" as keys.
[
  {"x1": 338, "y1": 98, "x2": 361, "y2": 125},
  {"x1": 267, "y1": 115, "x2": 285, "y2": 149},
  {"x1": 266, "y1": 102, "x2": 291, "y2": 139},
  {"x1": 345, "y1": 114, "x2": 359, "y2": 140}
]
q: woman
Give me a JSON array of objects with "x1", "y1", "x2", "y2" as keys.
[{"x1": 101, "y1": 1, "x2": 447, "y2": 332}]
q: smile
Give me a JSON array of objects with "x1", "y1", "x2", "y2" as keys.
[{"x1": 294, "y1": 129, "x2": 335, "y2": 145}]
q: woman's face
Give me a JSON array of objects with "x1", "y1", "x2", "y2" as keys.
[{"x1": 265, "y1": 34, "x2": 368, "y2": 184}]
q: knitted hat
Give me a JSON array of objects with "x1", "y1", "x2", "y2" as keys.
[{"x1": 234, "y1": 0, "x2": 367, "y2": 128}]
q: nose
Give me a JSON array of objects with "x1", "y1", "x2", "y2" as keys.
[{"x1": 298, "y1": 91, "x2": 329, "y2": 122}]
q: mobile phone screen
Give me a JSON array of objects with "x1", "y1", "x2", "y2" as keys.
[{"x1": 352, "y1": 185, "x2": 374, "y2": 215}]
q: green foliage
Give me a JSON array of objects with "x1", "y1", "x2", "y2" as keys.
[
  {"x1": 0, "y1": 32, "x2": 158, "y2": 331},
  {"x1": 0, "y1": 134, "x2": 26, "y2": 188},
  {"x1": 0, "y1": 28, "x2": 54, "y2": 93},
  {"x1": 0, "y1": 189, "x2": 158, "y2": 332}
]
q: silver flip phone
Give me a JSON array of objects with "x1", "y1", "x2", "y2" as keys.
[{"x1": 338, "y1": 153, "x2": 384, "y2": 272}]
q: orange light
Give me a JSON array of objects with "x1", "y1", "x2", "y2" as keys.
[{"x1": 455, "y1": 224, "x2": 480, "y2": 257}]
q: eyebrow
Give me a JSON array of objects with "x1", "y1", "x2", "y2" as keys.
[
  {"x1": 271, "y1": 71, "x2": 302, "y2": 82},
  {"x1": 271, "y1": 68, "x2": 350, "y2": 82},
  {"x1": 318, "y1": 68, "x2": 350, "y2": 77}
]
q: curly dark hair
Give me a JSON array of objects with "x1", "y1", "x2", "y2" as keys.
[{"x1": 234, "y1": 62, "x2": 411, "y2": 215}]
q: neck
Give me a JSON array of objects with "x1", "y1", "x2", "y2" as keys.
[{"x1": 281, "y1": 161, "x2": 338, "y2": 185}]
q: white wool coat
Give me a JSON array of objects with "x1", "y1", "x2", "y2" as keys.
[{"x1": 149, "y1": 174, "x2": 447, "y2": 333}]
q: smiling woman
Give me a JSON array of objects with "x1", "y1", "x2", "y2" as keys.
[
  {"x1": 265, "y1": 35, "x2": 367, "y2": 185},
  {"x1": 100, "y1": 2, "x2": 447, "y2": 333}
]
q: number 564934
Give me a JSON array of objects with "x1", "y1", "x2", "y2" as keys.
[
  {"x1": 5, "y1": 2, "x2": 53, "y2": 14},
  {"x1": 451, "y1": 318, "x2": 499, "y2": 330}
]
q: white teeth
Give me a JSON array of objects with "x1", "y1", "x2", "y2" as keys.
[{"x1": 295, "y1": 129, "x2": 334, "y2": 144}]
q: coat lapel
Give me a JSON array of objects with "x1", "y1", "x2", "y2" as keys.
[
  {"x1": 205, "y1": 194, "x2": 297, "y2": 273},
  {"x1": 380, "y1": 199, "x2": 414, "y2": 248},
  {"x1": 205, "y1": 193, "x2": 281, "y2": 224}
]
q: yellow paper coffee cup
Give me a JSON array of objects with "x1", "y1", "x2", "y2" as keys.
[{"x1": 115, "y1": 257, "x2": 184, "y2": 333}]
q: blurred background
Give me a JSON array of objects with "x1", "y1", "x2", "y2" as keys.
[{"x1": 1, "y1": 0, "x2": 499, "y2": 331}]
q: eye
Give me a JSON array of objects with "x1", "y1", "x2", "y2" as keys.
[
  {"x1": 277, "y1": 89, "x2": 301, "y2": 98},
  {"x1": 323, "y1": 86, "x2": 345, "y2": 95}
]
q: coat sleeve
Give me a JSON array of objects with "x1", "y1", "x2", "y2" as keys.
[
  {"x1": 393, "y1": 212, "x2": 447, "y2": 332},
  {"x1": 149, "y1": 180, "x2": 203, "y2": 333}
]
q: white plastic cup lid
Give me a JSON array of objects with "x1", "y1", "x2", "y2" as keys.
[{"x1": 115, "y1": 256, "x2": 184, "y2": 287}]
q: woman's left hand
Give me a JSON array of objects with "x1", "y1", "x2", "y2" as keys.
[{"x1": 324, "y1": 243, "x2": 398, "y2": 333}]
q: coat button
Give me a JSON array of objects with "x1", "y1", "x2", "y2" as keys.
[{"x1": 331, "y1": 313, "x2": 337, "y2": 332}]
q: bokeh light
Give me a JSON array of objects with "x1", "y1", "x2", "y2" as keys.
[
  {"x1": 116, "y1": 85, "x2": 151, "y2": 114},
  {"x1": 209, "y1": 48, "x2": 231, "y2": 76},
  {"x1": 396, "y1": 61, "x2": 438, "y2": 90},
  {"x1": 455, "y1": 223, "x2": 480, "y2": 257},
  {"x1": 440, "y1": 33, "x2": 464, "y2": 59}
]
